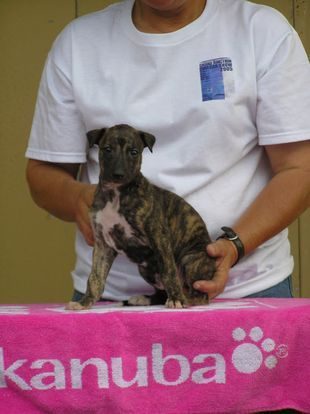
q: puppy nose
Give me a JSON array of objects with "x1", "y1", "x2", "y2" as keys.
[
  {"x1": 112, "y1": 161, "x2": 125, "y2": 180},
  {"x1": 113, "y1": 173, "x2": 125, "y2": 180}
]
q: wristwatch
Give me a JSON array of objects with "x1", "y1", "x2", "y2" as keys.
[{"x1": 217, "y1": 226, "x2": 245, "y2": 265}]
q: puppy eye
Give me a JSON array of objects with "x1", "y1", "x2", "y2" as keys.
[
  {"x1": 103, "y1": 146, "x2": 112, "y2": 153},
  {"x1": 130, "y1": 149, "x2": 139, "y2": 156}
]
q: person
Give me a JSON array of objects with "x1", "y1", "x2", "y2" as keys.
[{"x1": 26, "y1": 0, "x2": 310, "y2": 302}]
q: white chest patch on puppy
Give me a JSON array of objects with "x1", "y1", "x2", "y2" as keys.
[{"x1": 94, "y1": 190, "x2": 134, "y2": 253}]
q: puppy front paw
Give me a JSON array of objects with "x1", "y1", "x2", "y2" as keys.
[{"x1": 65, "y1": 301, "x2": 92, "y2": 311}]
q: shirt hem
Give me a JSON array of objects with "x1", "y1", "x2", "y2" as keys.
[
  {"x1": 259, "y1": 130, "x2": 310, "y2": 145},
  {"x1": 218, "y1": 266, "x2": 293, "y2": 299}
]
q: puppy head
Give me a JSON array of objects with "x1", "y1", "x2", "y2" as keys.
[{"x1": 87, "y1": 124, "x2": 155, "y2": 185}]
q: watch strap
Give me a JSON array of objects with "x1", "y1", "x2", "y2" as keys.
[{"x1": 217, "y1": 226, "x2": 245, "y2": 265}]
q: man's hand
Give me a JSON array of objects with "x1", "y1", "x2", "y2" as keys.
[
  {"x1": 26, "y1": 160, "x2": 97, "y2": 246},
  {"x1": 75, "y1": 185, "x2": 96, "y2": 246},
  {"x1": 193, "y1": 239, "x2": 238, "y2": 299}
]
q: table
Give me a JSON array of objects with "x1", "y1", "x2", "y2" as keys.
[{"x1": 0, "y1": 298, "x2": 309, "y2": 413}]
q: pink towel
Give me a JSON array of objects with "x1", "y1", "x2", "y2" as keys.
[{"x1": 0, "y1": 298, "x2": 309, "y2": 413}]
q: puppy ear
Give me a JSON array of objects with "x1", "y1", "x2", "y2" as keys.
[
  {"x1": 87, "y1": 128, "x2": 106, "y2": 148},
  {"x1": 139, "y1": 131, "x2": 156, "y2": 153}
]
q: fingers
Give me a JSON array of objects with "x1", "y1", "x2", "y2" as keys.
[
  {"x1": 78, "y1": 218, "x2": 95, "y2": 246},
  {"x1": 193, "y1": 269, "x2": 228, "y2": 299}
]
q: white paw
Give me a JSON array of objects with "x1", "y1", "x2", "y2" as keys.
[{"x1": 127, "y1": 295, "x2": 151, "y2": 306}]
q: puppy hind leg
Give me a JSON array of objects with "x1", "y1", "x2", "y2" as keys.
[
  {"x1": 142, "y1": 227, "x2": 188, "y2": 308},
  {"x1": 181, "y1": 252, "x2": 216, "y2": 306},
  {"x1": 161, "y1": 263, "x2": 188, "y2": 309}
]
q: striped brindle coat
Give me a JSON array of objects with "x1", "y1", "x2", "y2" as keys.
[{"x1": 67, "y1": 124, "x2": 215, "y2": 310}]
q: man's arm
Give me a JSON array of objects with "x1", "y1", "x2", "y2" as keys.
[
  {"x1": 194, "y1": 140, "x2": 310, "y2": 298},
  {"x1": 26, "y1": 159, "x2": 96, "y2": 246}
]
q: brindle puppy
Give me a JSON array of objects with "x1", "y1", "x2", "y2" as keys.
[{"x1": 67, "y1": 124, "x2": 215, "y2": 310}]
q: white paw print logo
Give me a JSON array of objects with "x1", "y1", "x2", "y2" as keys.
[{"x1": 231, "y1": 327, "x2": 288, "y2": 374}]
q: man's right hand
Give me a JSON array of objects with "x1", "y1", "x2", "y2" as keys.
[
  {"x1": 26, "y1": 160, "x2": 97, "y2": 246},
  {"x1": 75, "y1": 184, "x2": 96, "y2": 246}
]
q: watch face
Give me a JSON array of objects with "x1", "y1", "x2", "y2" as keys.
[{"x1": 221, "y1": 227, "x2": 238, "y2": 240}]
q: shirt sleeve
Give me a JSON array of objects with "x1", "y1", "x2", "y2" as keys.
[
  {"x1": 26, "y1": 23, "x2": 87, "y2": 163},
  {"x1": 255, "y1": 11, "x2": 310, "y2": 145}
]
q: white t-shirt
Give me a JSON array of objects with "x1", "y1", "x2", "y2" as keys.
[{"x1": 26, "y1": 0, "x2": 310, "y2": 299}]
